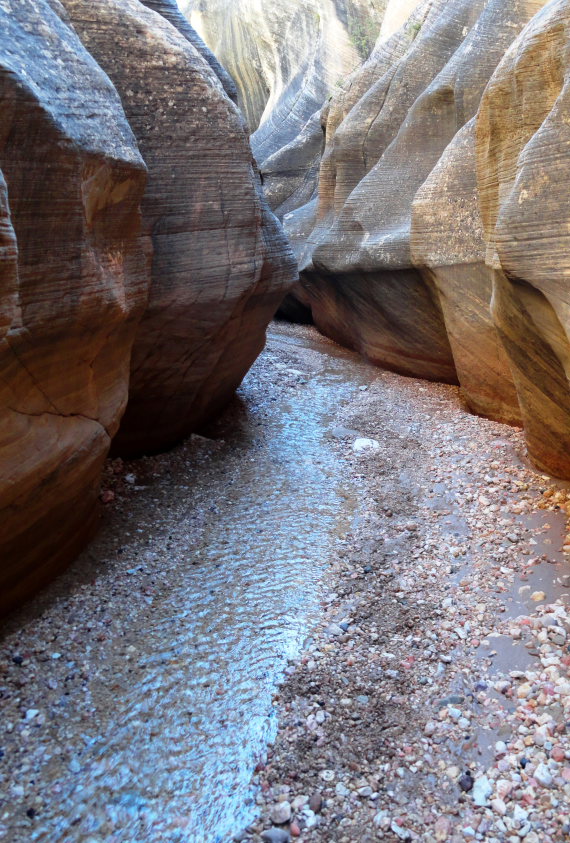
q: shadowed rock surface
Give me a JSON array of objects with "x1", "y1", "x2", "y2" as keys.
[
  {"x1": 478, "y1": 0, "x2": 570, "y2": 477},
  {"x1": 0, "y1": 0, "x2": 148, "y2": 615},
  {"x1": 62, "y1": 0, "x2": 297, "y2": 457}
]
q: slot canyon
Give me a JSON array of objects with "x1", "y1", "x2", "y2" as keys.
[{"x1": 2, "y1": 1, "x2": 570, "y2": 841}]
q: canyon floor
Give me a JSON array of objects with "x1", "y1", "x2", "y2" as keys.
[{"x1": 1, "y1": 324, "x2": 570, "y2": 843}]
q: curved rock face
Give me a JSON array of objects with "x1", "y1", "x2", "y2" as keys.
[
  {"x1": 183, "y1": 0, "x2": 387, "y2": 160},
  {"x1": 477, "y1": 0, "x2": 570, "y2": 477},
  {"x1": 141, "y1": 0, "x2": 239, "y2": 102},
  {"x1": 411, "y1": 118, "x2": 521, "y2": 425},
  {"x1": 62, "y1": 0, "x2": 297, "y2": 457},
  {"x1": 0, "y1": 0, "x2": 148, "y2": 615},
  {"x1": 282, "y1": 0, "x2": 547, "y2": 384}
]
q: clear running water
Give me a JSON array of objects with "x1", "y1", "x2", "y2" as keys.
[{"x1": 0, "y1": 325, "x2": 373, "y2": 843}]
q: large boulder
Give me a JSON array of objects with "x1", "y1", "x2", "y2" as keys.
[
  {"x1": 0, "y1": 0, "x2": 148, "y2": 615},
  {"x1": 285, "y1": 0, "x2": 548, "y2": 384},
  {"x1": 62, "y1": 0, "x2": 297, "y2": 456},
  {"x1": 477, "y1": 0, "x2": 570, "y2": 477}
]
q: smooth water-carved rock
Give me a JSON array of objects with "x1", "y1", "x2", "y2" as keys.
[
  {"x1": 63, "y1": 0, "x2": 297, "y2": 456},
  {"x1": 477, "y1": 0, "x2": 570, "y2": 477},
  {"x1": 284, "y1": 0, "x2": 547, "y2": 384},
  {"x1": 411, "y1": 120, "x2": 521, "y2": 425},
  {"x1": 183, "y1": 0, "x2": 387, "y2": 161},
  {"x1": 0, "y1": 0, "x2": 148, "y2": 615}
]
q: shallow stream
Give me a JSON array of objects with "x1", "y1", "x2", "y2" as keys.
[{"x1": 0, "y1": 325, "x2": 374, "y2": 843}]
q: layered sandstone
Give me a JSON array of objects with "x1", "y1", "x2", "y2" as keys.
[
  {"x1": 477, "y1": 0, "x2": 570, "y2": 477},
  {"x1": 183, "y1": 0, "x2": 387, "y2": 164},
  {"x1": 63, "y1": 0, "x2": 297, "y2": 456},
  {"x1": 411, "y1": 119, "x2": 521, "y2": 424},
  {"x1": 0, "y1": 0, "x2": 148, "y2": 615},
  {"x1": 281, "y1": 0, "x2": 547, "y2": 385}
]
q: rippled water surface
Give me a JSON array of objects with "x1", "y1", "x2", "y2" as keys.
[{"x1": 1, "y1": 326, "x2": 373, "y2": 843}]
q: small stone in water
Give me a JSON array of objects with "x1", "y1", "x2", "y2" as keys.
[{"x1": 352, "y1": 438, "x2": 380, "y2": 453}]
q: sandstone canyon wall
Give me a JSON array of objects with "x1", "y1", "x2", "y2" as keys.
[
  {"x1": 477, "y1": 0, "x2": 570, "y2": 477},
  {"x1": 194, "y1": 0, "x2": 570, "y2": 476},
  {"x1": 286, "y1": 0, "x2": 548, "y2": 385},
  {"x1": 0, "y1": 0, "x2": 149, "y2": 615},
  {"x1": 61, "y1": 0, "x2": 297, "y2": 457},
  {"x1": 0, "y1": 0, "x2": 296, "y2": 613},
  {"x1": 183, "y1": 0, "x2": 389, "y2": 209}
]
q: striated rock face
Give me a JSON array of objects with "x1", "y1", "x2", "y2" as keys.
[
  {"x1": 0, "y1": 0, "x2": 148, "y2": 615},
  {"x1": 183, "y1": 0, "x2": 387, "y2": 165},
  {"x1": 282, "y1": 0, "x2": 547, "y2": 383},
  {"x1": 477, "y1": 0, "x2": 570, "y2": 477},
  {"x1": 140, "y1": 0, "x2": 238, "y2": 102},
  {"x1": 62, "y1": 0, "x2": 297, "y2": 457},
  {"x1": 411, "y1": 118, "x2": 521, "y2": 425}
]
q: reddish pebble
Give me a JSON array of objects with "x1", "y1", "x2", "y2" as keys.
[
  {"x1": 290, "y1": 822, "x2": 301, "y2": 837},
  {"x1": 551, "y1": 746, "x2": 565, "y2": 762}
]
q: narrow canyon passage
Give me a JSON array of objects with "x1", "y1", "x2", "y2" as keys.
[
  {"x1": 1, "y1": 325, "x2": 570, "y2": 843},
  {"x1": 0, "y1": 325, "x2": 371, "y2": 843}
]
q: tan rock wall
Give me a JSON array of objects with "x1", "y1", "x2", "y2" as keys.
[
  {"x1": 0, "y1": 0, "x2": 149, "y2": 614},
  {"x1": 477, "y1": 0, "x2": 570, "y2": 476},
  {"x1": 411, "y1": 118, "x2": 521, "y2": 424},
  {"x1": 62, "y1": 0, "x2": 297, "y2": 457}
]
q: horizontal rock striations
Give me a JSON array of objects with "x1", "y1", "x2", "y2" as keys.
[
  {"x1": 286, "y1": 0, "x2": 548, "y2": 384},
  {"x1": 140, "y1": 0, "x2": 239, "y2": 103},
  {"x1": 477, "y1": 0, "x2": 570, "y2": 477},
  {"x1": 62, "y1": 0, "x2": 297, "y2": 457},
  {"x1": 0, "y1": 0, "x2": 148, "y2": 615},
  {"x1": 183, "y1": 0, "x2": 388, "y2": 204},
  {"x1": 411, "y1": 118, "x2": 522, "y2": 425}
]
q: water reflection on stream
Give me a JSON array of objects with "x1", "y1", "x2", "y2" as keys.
[{"x1": 1, "y1": 326, "x2": 372, "y2": 843}]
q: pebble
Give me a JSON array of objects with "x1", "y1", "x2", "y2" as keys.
[
  {"x1": 352, "y1": 438, "x2": 380, "y2": 452},
  {"x1": 458, "y1": 772, "x2": 474, "y2": 792},
  {"x1": 309, "y1": 793, "x2": 322, "y2": 813},
  {"x1": 261, "y1": 830, "x2": 290, "y2": 843},
  {"x1": 472, "y1": 776, "x2": 492, "y2": 806},
  {"x1": 270, "y1": 802, "x2": 291, "y2": 824},
  {"x1": 533, "y1": 763, "x2": 553, "y2": 787}
]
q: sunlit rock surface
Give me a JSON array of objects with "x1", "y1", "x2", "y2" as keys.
[
  {"x1": 182, "y1": 0, "x2": 387, "y2": 167},
  {"x1": 63, "y1": 0, "x2": 297, "y2": 457},
  {"x1": 411, "y1": 119, "x2": 522, "y2": 425},
  {"x1": 0, "y1": 0, "x2": 148, "y2": 615},
  {"x1": 281, "y1": 0, "x2": 547, "y2": 383},
  {"x1": 478, "y1": 0, "x2": 570, "y2": 477}
]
